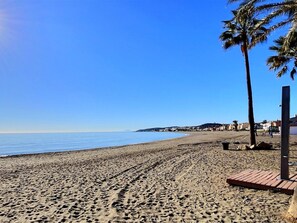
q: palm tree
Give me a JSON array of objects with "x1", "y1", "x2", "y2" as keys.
[
  {"x1": 267, "y1": 31, "x2": 297, "y2": 79},
  {"x1": 220, "y1": 3, "x2": 268, "y2": 145},
  {"x1": 226, "y1": 1, "x2": 297, "y2": 220},
  {"x1": 233, "y1": 120, "x2": 239, "y2": 131}
]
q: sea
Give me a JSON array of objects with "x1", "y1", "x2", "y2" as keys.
[{"x1": 0, "y1": 132, "x2": 186, "y2": 156}]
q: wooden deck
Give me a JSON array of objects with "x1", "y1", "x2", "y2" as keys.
[{"x1": 227, "y1": 169, "x2": 297, "y2": 195}]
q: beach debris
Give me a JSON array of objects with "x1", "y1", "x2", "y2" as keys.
[
  {"x1": 237, "y1": 144, "x2": 250, "y2": 150},
  {"x1": 285, "y1": 187, "x2": 297, "y2": 222},
  {"x1": 249, "y1": 144, "x2": 256, "y2": 150},
  {"x1": 236, "y1": 142, "x2": 272, "y2": 150},
  {"x1": 256, "y1": 142, "x2": 273, "y2": 150}
]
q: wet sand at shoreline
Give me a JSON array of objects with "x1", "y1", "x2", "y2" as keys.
[{"x1": 0, "y1": 131, "x2": 296, "y2": 222}]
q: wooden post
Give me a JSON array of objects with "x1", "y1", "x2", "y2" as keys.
[{"x1": 281, "y1": 86, "x2": 290, "y2": 180}]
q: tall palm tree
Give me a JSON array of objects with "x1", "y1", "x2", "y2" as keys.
[
  {"x1": 220, "y1": 3, "x2": 268, "y2": 145},
  {"x1": 267, "y1": 32, "x2": 297, "y2": 79},
  {"x1": 233, "y1": 120, "x2": 239, "y2": 131},
  {"x1": 227, "y1": 2, "x2": 297, "y2": 219}
]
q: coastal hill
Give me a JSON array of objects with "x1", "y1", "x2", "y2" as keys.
[{"x1": 136, "y1": 123, "x2": 223, "y2": 132}]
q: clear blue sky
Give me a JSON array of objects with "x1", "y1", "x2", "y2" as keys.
[{"x1": 0, "y1": 0, "x2": 295, "y2": 133}]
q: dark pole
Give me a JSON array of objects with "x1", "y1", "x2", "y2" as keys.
[{"x1": 281, "y1": 86, "x2": 290, "y2": 180}]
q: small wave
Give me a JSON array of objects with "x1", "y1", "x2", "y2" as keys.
[{"x1": 0, "y1": 154, "x2": 9, "y2": 157}]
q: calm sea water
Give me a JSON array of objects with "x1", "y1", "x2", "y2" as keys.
[{"x1": 0, "y1": 132, "x2": 186, "y2": 156}]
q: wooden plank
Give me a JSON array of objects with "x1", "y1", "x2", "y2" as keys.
[
  {"x1": 228, "y1": 169, "x2": 253, "y2": 180},
  {"x1": 285, "y1": 182, "x2": 296, "y2": 190},
  {"x1": 263, "y1": 173, "x2": 280, "y2": 187},
  {"x1": 231, "y1": 169, "x2": 255, "y2": 181},
  {"x1": 238, "y1": 170, "x2": 260, "y2": 180},
  {"x1": 252, "y1": 171, "x2": 272, "y2": 184},
  {"x1": 228, "y1": 173, "x2": 254, "y2": 184},
  {"x1": 227, "y1": 169, "x2": 297, "y2": 195},
  {"x1": 228, "y1": 170, "x2": 274, "y2": 190},
  {"x1": 255, "y1": 171, "x2": 273, "y2": 182},
  {"x1": 242, "y1": 170, "x2": 265, "y2": 183},
  {"x1": 277, "y1": 174, "x2": 297, "y2": 189},
  {"x1": 280, "y1": 180, "x2": 293, "y2": 189},
  {"x1": 257, "y1": 173, "x2": 279, "y2": 190},
  {"x1": 269, "y1": 178, "x2": 282, "y2": 187},
  {"x1": 228, "y1": 179, "x2": 257, "y2": 189},
  {"x1": 288, "y1": 182, "x2": 297, "y2": 190},
  {"x1": 278, "y1": 184, "x2": 295, "y2": 195},
  {"x1": 277, "y1": 174, "x2": 297, "y2": 190},
  {"x1": 258, "y1": 172, "x2": 278, "y2": 185},
  {"x1": 227, "y1": 171, "x2": 247, "y2": 181},
  {"x1": 290, "y1": 174, "x2": 297, "y2": 181},
  {"x1": 227, "y1": 170, "x2": 268, "y2": 184}
]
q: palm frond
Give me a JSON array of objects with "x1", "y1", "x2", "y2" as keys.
[
  {"x1": 228, "y1": 0, "x2": 242, "y2": 4},
  {"x1": 263, "y1": 18, "x2": 294, "y2": 37},
  {"x1": 290, "y1": 68, "x2": 296, "y2": 80},
  {"x1": 277, "y1": 66, "x2": 288, "y2": 78},
  {"x1": 269, "y1": 45, "x2": 280, "y2": 51},
  {"x1": 257, "y1": 1, "x2": 296, "y2": 13},
  {"x1": 267, "y1": 55, "x2": 289, "y2": 70},
  {"x1": 283, "y1": 24, "x2": 297, "y2": 51},
  {"x1": 267, "y1": 31, "x2": 297, "y2": 80},
  {"x1": 250, "y1": 33, "x2": 267, "y2": 47},
  {"x1": 257, "y1": 8, "x2": 288, "y2": 27},
  {"x1": 223, "y1": 40, "x2": 237, "y2": 49},
  {"x1": 219, "y1": 31, "x2": 234, "y2": 41}
]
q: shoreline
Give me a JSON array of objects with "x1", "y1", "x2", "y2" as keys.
[
  {"x1": 0, "y1": 131, "x2": 245, "y2": 159},
  {"x1": 0, "y1": 131, "x2": 295, "y2": 222},
  {"x1": 0, "y1": 131, "x2": 187, "y2": 158}
]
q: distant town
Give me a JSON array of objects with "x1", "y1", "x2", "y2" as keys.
[{"x1": 137, "y1": 115, "x2": 297, "y2": 134}]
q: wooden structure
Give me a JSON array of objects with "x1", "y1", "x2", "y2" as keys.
[
  {"x1": 227, "y1": 169, "x2": 297, "y2": 195},
  {"x1": 227, "y1": 86, "x2": 297, "y2": 195}
]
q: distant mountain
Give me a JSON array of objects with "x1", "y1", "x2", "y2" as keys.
[
  {"x1": 199, "y1": 123, "x2": 222, "y2": 129},
  {"x1": 136, "y1": 123, "x2": 223, "y2": 132},
  {"x1": 136, "y1": 126, "x2": 179, "y2": 132}
]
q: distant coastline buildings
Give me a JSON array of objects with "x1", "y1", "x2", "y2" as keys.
[{"x1": 137, "y1": 116, "x2": 297, "y2": 135}]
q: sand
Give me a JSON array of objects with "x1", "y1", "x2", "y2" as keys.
[{"x1": 0, "y1": 131, "x2": 296, "y2": 222}]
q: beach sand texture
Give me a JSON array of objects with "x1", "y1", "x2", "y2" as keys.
[{"x1": 0, "y1": 131, "x2": 296, "y2": 222}]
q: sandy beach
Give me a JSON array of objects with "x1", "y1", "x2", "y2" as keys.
[{"x1": 0, "y1": 131, "x2": 296, "y2": 222}]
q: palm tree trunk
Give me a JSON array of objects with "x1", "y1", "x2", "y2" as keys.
[{"x1": 242, "y1": 40, "x2": 256, "y2": 146}]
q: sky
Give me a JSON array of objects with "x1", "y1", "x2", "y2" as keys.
[{"x1": 0, "y1": 0, "x2": 296, "y2": 133}]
